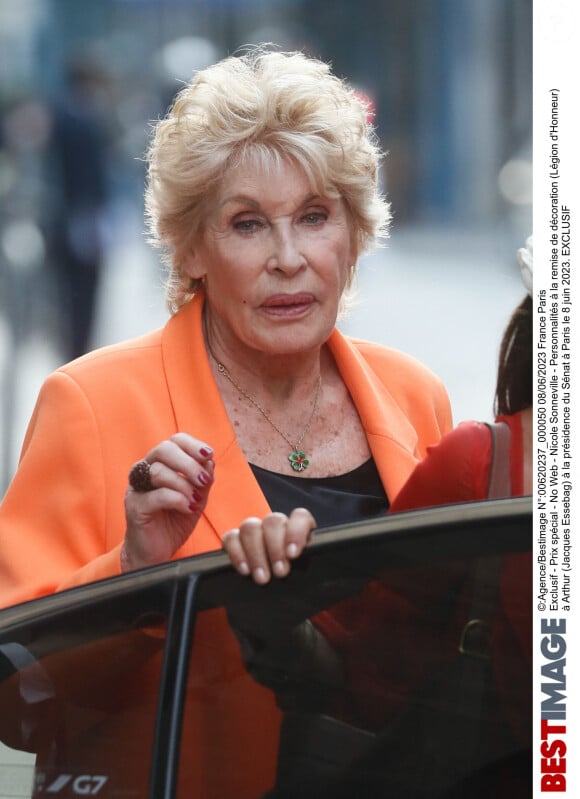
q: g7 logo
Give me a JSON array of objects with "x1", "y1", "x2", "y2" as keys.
[{"x1": 44, "y1": 774, "x2": 109, "y2": 795}]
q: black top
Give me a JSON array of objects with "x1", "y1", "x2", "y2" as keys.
[{"x1": 249, "y1": 458, "x2": 389, "y2": 529}]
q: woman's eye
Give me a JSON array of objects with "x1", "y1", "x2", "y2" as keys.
[
  {"x1": 233, "y1": 219, "x2": 263, "y2": 233},
  {"x1": 302, "y1": 211, "x2": 328, "y2": 225}
]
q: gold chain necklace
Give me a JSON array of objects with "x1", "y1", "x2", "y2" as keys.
[{"x1": 208, "y1": 350, "x2": 321, "y2": 472}]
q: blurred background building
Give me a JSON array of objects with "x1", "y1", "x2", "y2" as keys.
[{"x1": 0, "y1": 0, "x2": 532, "y2": 492}]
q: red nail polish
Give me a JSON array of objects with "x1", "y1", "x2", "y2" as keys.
[
  {"x1": 200, "y1": 447, "x2": 213, "y2": 458},
  {"x1": 188, "y1": 502, "x2": 199, "y2": 513},
  {"x1": 198, "y1": 472, "x2": 210, "y2": 486},
  {"x1": 192, "y1": 490, "x2": 203, "y2": 503}
]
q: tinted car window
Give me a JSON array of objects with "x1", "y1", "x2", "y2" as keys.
[
  {"x1": 0, "y1": 580, "x2": 174, "y2": 798},
  {"x1": 176, "y1": 499, "x2": 531, "y2": 798}
]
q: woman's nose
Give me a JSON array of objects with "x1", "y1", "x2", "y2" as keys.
[{"x1": 267, "y1": 228, "x2": 306, "y2": 273}]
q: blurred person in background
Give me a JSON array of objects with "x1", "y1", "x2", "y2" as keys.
[
  {"x1": 45, "y1": 56, "x2": 113, "y2": 360},
  {"x1": 0, "y1": 47, "x2": 451, "y2": 611}
]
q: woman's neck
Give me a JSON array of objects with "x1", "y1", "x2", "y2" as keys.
[{"x1": 203, "y1": 313, "x2": 325, "y2": 403}]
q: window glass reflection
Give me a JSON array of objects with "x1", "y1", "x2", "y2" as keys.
[
  {"x1": 179, "y1": 544, "x2": 531, "y2": 798},
  {"x1": 0, "y1": 593, "x2": 170, "y2": 798}
]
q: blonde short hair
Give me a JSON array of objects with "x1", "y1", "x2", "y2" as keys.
[{"x1": 145, "y1": 47, "x2": 391, "y2": 313}]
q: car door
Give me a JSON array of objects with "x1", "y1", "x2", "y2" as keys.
[
  {"x1": 0, "y1": 497, "x2": 531, "y2": 799},
  {"x1": 173, "y1": 497, "x2": 531, "y2": 799}
]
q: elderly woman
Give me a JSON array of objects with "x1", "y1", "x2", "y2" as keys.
[{"x1": 0, "y1": 48, "x2": 451, "y2": 609}]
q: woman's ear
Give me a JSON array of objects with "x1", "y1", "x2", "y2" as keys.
[{"x1": 183, "y1": 249, "x2": 206, "y2": 281}]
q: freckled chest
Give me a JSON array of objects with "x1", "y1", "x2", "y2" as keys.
[{"x1": 220, "y1": 377, "x2": 371, "y2": 477}]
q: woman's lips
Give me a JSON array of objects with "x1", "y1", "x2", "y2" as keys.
[{"x1": 260, "y1": 293, "x2": 314, "y2": 317}]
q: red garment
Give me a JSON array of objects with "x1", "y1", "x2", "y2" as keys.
[
  {"x1": 390, "y1": 413, "x2": 524, "y2": 511},
  {"x1": 315, "y1": 412, "x2": 531, "y2": 748},
  {"x1": 390, "y1": 412, "x2": 531, "y2": 744}
]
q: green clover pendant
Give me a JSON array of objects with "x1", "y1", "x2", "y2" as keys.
[{"x1": 289, "y1": 450, "x2": 309, "y2": 472}]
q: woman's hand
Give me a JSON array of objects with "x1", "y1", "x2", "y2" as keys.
[
  {"x1": 122, "y1": 433, "x2": 215, "y2": 572},
  {"x1": 222, "y1": 508, "x2": 316, "y2": 584}
]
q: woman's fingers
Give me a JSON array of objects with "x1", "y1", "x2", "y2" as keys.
[
  {"x1": 236, "y1": 515, "x2": 278, "y2": 584},
  {"x1": 285, "y1": 507, "x2": 316, "y2": 558},
  {"x1": 223, "y1": 518, "x2": 273, "y2": 583},
  {"x1": 128, "y1": 435, "x2": 215, "y2": 500},
  {"x1": 150, "y1": 436, "x2": 214, "y2": 490},
  {"x1": 122, "y1": 434, "x2": 216, "y2": 572},
  {"x1": 223, "y1": 509, "x2": 317, "y2": 584},
  {"x1": 261, "y1": 512, "x2": 292, "y2": 579},
  {"x1": 221, "y1": 528, "x2": 250, "y2": 576}
]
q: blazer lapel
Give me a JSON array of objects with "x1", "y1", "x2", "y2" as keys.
[
  {"x1": 327, "y1": 329, "x2": 422, "y2": 502},
  {"x1": 161, "y1": 294, "x2": 270, "y2": 538}
]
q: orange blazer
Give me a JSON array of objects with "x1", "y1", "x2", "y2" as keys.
[{"x1": 0, "y1": 293, "x2": 452, "y2": 608}]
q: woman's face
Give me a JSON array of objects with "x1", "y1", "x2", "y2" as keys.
[{"x1": 185, "y1": 158, "x2": 356, "y2": 359}]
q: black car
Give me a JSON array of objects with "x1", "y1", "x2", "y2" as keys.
[{"x1": 0, "y1": 498, "x2": 531, "y2": 798}]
